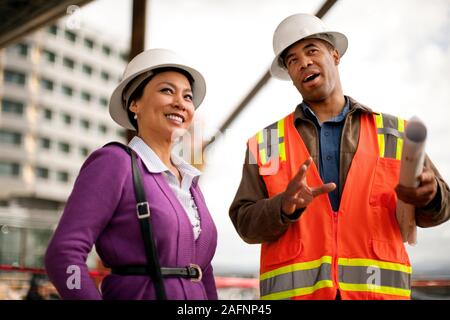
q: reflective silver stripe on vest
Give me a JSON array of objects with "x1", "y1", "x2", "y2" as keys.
[
  {"x1": 260, "y1": 262, "x2": 332, "y2": 298},
  {"x1": 374, "y1": 113, "x2": 405, "y2": 160},
  {"x1": 339, "y1": 265, "x2": 411, "y2": 289},
  {"x1": 377, "y1": 127, "x2": 404, "y2": 139},
  {"x1": 258, "y1": 124, "x2": 283, "y2": 160},
  {"x1": 337, "y1": 257, "x2": 412, "y2": 297}
]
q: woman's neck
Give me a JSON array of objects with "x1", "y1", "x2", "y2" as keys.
[{"x1": 137, "y1": 132, "x2": 173, "y2": 170}]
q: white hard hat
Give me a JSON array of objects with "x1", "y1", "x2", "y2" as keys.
[
  {"x1": 270, "y1": 13, "x2": 348, "y2": 80},
  {"x1": 109, "y1": 48, "x2": 206, "y2": 130}
]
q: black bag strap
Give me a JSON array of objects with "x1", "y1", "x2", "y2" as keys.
[{"x1": 103, "y1": 142, "x2": 167, "y2": 300}]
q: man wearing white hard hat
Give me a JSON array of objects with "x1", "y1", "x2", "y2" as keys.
[
  {"x1": 46, "y1": 49, "x2": 218, "y2": 300},
  {"x1": 230, "y1": 13, "x2": 450, "y2": 300}
]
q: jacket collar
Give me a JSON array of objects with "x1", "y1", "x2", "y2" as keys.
[
  {"x1": 128, "y1": 136, "x2": 201, "y2": 184},
  {"x1": 294, "y1": 95, "x2": 374, "y2": 123}
]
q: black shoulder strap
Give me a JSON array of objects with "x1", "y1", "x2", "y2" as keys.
[
  {"x1": 103, "y1": 141, "x2": 132, "y2": 154},
  {"x1": 103, "y1": 141, "x2": 167, "y2": 300}
]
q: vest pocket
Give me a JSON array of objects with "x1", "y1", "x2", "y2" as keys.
[
  {"x1": 369, "y1": 157, "x2": 400, "y2": 211},
  {"x1": 260, "y1": 163, "x2": 290, "y2": 197},
  {"x1": 261, "y1": 224, "x2": 302, "y2": 267},
  {"x1": 371, "y1": 239, "x2": 408, "y2": 264}
]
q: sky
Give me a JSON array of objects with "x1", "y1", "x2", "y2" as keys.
[{"x1": 77, "y1": 0, "x2": 450, "y2": 275}]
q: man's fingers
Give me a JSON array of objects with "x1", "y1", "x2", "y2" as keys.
[
  {"x1": 419, "y1": 170, "x2": 434, "y2": 185},
  {"x1": 419, "y1": 181, "x2": 437, "y2": 196},
  {"x1": 284, "y1": 180, "x2": 335, "y2": 213},
  {"x1": 311, "y1": 183, "x2": 336, "y2": 197},
  {"x1": 395, "y1": 182, "x2": 437, "y2": 207},
  {"x1": 292, "y1": 157, "x2": 312, "y2": 183}
]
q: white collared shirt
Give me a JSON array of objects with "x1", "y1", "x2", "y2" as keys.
[{"x1": 128, "y1": 136, "x2": 202, "y2": 240}]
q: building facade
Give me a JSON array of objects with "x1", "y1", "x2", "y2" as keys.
[{"x1": 0, "y1": 20, "x2": 127, "y2": 270}]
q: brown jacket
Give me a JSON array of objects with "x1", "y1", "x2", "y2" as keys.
[{"x1": 229, "y1": 97, "x2": 450, "y2": 244}]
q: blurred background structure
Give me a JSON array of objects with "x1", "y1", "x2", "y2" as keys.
[
  {"x1": 0, "y1": 5, "x2": 128, "y2": 298},
  {"x1": 0, "y1": 0, "x2": 449, "y2": 300},
  {"x1": 0, "y1": 17, "x2": 127, "y2": 264}
]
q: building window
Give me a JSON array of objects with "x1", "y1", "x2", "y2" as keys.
[
  {"x1": 0, "y1": 162, "x2": 20, "y2": 177},
  {"x1": 81, "y1": 91, "x2": 92, "y2": 102},
  {"x1": 58, "y1": 142, "x2": 70, "y2": 153},
  {"x1": 40, "y1": 78, "x2": 54, "y2": 91},
  {"x1": 1, "y1": 99, "x2": 24, "y2": 115},
  {"x1": 100, "y1": 71, "x2": 110, "y2": 81},
  {"x1": 0, "y1": 130, "x2": 22, "y2": 145},
  {"x1": 48, "y1": 25, "x2": 58, "y2": 35},
  {"x1": 0, "y1": 225, "x2": 21, "y2": 266},
  {"x1": 80, "y1": 146, "x2": 89, "y2": 157},
  {"x1": 18, "y1": 43, "x2": 29, "y2": 56},
  {"x1": 63, "y1": 57, "x2": 75, "y2": 69},
  {"x1": 84, "y1": 38, "x2": 94, "y2": 49},
  {"x1": 0, "y1": 226, "x2": 53, "y2": 269},
  {"x1": 62, "y1": 85, "x2": 74, "y2": 97},
  {"x1": 43, "y1": 108, "x2": 53, "y2": 120},
  {"x1": 4, "y1": 69, "x2": 26, "y2": 86},
  {"x1": 42, "y1": 49, "x2": 56, "y2": 63},
  {"x1": 64, "y1": 30, "x2": 77, "y2": 42},
  {"x1": 24, "y1": 228, "x2": 53, "y2": 268},
  {"x1": 102, "y1": 45, "x2": 112, "y2": 56},
  {"x1": 57, "y1": 171, "x2": 69, "y2": 182},
  {"x1": 14, "y1": 42, "x2": 29, "y2": 57},
  {"x1": 36, "y1": 167, "x2": 49, "y2": 179},
  {"x1": 120, "y1": 51, "x2": 129, "y2": 62},
  {"x1": 80, "y1": 119, "x2": 90, "y2": 130},
  {"x1": 39, "y1": 137, "x2": 51, "y2": 149},
  {"x1": 117, "y1": 129, "x2": 126, "y2": 139},
  {"x1": 99, "y1": 97, "x2": 108, "y2": 107},
  {"x1": 82, "y1": 64, "x2": 93, "y2": 76},
  {"x1": 61, "y1": 113, "x2": 72, "y2": 125},
  {"x1": 99, "y1": 124, "x2": 108, "y2": 134}
]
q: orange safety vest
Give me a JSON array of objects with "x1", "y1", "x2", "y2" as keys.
[{"x1": 248, "y1": 111, "x2": 411, "y2": 300}]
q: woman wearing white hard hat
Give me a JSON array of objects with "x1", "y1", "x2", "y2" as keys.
[{"x1": 45, "y1": 49, "x2": 218, "y2": 300}]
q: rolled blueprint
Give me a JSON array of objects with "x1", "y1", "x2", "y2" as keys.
[{"x1": 397, "y1": 116, "x2": 427, "y2": 245}]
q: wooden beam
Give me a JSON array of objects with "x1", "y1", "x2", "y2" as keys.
[
  {"x1": 0, "y1": 0, "x2": 93, "y2": 48},
  {"x1": 129, "y1": 0, "x2": 147, "y2": 60},
  {"x1": 126, "y1": 0, "x2": 148, "y2": 142}
]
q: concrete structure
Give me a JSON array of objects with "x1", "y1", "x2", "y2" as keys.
[{"x1": 0, "y1": 19, "x2": 127, "y2": 269}]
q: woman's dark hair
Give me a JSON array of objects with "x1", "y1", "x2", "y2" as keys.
[{"x1": 126, "y1": 67, "x2": 195, "y2": 131}]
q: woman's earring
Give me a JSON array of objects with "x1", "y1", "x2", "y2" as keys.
[{"x1": 133, "y1": 114, "x2": 137, "y2": 120}]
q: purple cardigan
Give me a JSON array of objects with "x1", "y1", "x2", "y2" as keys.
[{"x1": 45, "y1": 145, "x2": 218, "y2": 300}]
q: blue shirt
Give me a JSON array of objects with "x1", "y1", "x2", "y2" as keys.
[{"x1": 301, "y1": 97, "x2": 350, "y2": 212}]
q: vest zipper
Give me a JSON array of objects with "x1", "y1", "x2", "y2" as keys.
[{"x1": 332, "y1": 211, "x2": 339, "y2": 293}]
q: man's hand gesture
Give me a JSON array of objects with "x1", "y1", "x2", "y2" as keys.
[{"x1": 281, "y1": 157, "x2": 336, "y2": 215}]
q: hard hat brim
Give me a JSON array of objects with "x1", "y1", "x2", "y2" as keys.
[{"x1": 270, "y1": 31, "x2": 348, "y2": 81}]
